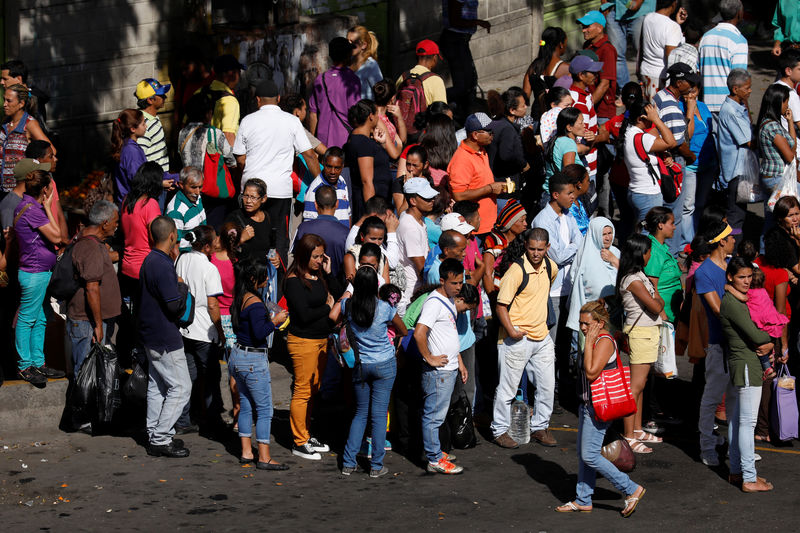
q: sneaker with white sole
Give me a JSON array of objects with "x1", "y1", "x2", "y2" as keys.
[
  {"x1": 308, "y1": 437, "x2": 330, "y2": 453},
  {"x1": 340, "y1": 465, "x2": 356, "y2": 476},
  {"x1": 370, "y1": 466, "x2": 389, "y2": 478},
  {"x1": 292, "y1": 443, "x2": 321, "y2": 460},
  {"x1": 426, "y1": 457, "x2": 464, "y2": 475}
]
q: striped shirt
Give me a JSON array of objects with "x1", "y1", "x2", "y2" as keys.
[
  {"x1": 653, "y1": 88, "x2": 687, "y2": 145},
  {"x1": 667, "y1": 43, "x2": 699, "y2": 72},
  {"x1": 302, "y1": 175, "x2": 350, "y2": 227},
  {"x1": 698, "y1": 23, "x2": 748, "y2": 113},
  {"x1": 569, "y1": 84, "x2": 598, "y2": 179},
  {"x1": 166, "y1": 190, "x2": 207, "y2": 250},
  {"x1": 137, "y1": 111, "x2": 169, "y2": 171}
]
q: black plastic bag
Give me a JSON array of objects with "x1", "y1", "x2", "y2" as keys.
[
  {"x1": 123, "y1": 357, "x2": 148, "y2": 407},
  {"x1": 447, "y1": 389, "x2": 477, "y2": 449},
  {"x1": 71, "y1": 344, "x2": 98, "y2": 414},
  {"x1": 95, "y1": 344, "x2": 122, "y2": 423}
]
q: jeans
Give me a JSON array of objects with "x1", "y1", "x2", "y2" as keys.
[
  {"x1": 145, "y1": 346, "x2": 192, "y2": 446},
  {"x1": 681, "y1": 167, "x2": 698, "y2": 246},
  {"x1": 575, "y1": 404, "x2": 640, "y2": 506},
  {"x1": 229, "y1": 345, "x2": 273, "y2": 444},
  {"x1": 421, "y1": 367, "x2": 458, "y2": 463},
  {"x1": 728, "y1": 374, "x2": 762, "y2": 483},
  {"x1": 698, "y1": 344, "x2": 735, "y2": 458},
  {"x1": 628, "y1": 190, "x2": 663, "y2": 225},
  {"x1": 491, "y1": 335, "x2": 555, "y2": 437},
  {"x1": 177, "y1": 338, "x2": 224, "y2": 427},
  {"x1": 343, "y1": 358, "x2": 397, "y2": 469},
  {"x1": 16, "y1": 270, "x2": 52, "y2": 370},
  {"x1": 605, "y1": 9, "x2": 645, "y2": 87},
  {"x1": 66, "y1": 318, "x2": 111, "y2": 376},
  {"x1": 439, "y1": 29, "x2": 477, "y2": 121}
]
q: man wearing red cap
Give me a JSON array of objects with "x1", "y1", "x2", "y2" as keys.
[{"x1": 395, "y1": 40, "x2": 447, "y2": 107}]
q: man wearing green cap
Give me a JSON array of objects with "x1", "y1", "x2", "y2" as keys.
[{"x1": 0, "y1": 158, "x2": 51, "y2": 230}]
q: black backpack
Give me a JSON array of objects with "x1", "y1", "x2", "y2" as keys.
[{"x1": 48, "y1": 235, "x2": 102, "y2": 301}]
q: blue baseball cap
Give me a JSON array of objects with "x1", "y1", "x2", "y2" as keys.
[
  {"x1": 464, "y1": 112, "x2": 494, "y2": 133},
  {"x1": 135, "y1": 78, "x2": 171, "y2": 99},
  {"x1": 577, "y1": 10, "x2": 607, "y2": 28},
  {"x1": 569, "y1": 55, "x2": 604, "y2": 74}
]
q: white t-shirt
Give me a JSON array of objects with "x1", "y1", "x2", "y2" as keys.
[
  {"x1": 175, "y1": 251, "x2": 224, "y2": 343},
  {"x1": 232, "y1": 104, "x2": 312, "y2": 199},
  {"x1": 624, "y1": 126, "x2": 661, "y2": 195},
  {"x1": 640, "y1": 13, "x2": 684, "y2": 79},
  {"x1": 397, "y1": 212, "x2": 429, "y2": 314},
  {"x1": 552, "y1": 214, "x2": 571, "y2": 297},
  {"x1": 417, "y1": 292, "x2": 459, "y2": 371}
]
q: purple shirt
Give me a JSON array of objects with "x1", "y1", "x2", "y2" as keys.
[
  {"x1": 115, "y1": 138, "x2": 147, "y2": 205},
  {"x1": 308, "y1": 67, "x2": 361, "y2": 149},
  {"x1": 13, "y1": 194, "x2": 56, "y2": 273}
]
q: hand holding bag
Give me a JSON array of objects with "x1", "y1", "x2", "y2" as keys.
[{"x1": 590, "y1": 354, "x2": 637, "y2": 422}]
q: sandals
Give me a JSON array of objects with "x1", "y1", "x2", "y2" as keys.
[
  {"x1": 621, "y1": 487, "x2": 646, "y2": 517},
  {"x1": 754, "y1": 434, "x2": 771, "y2": 443},
  {"x1": 634, "y1": 430, "x2": 663, "y2": 443},
  {"x1": 257, "y1": 459, "x2": 290, "y2": 471},
  {"x1": 555, "y1": 501, "x2": 592, "y2": 513},
  {"x1": 625, "y1": 437, "x2": 653, "y2": 454}
]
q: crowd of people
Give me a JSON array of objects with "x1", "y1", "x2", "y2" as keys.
[{"x1": 3, "y1": 0, "x2": 800, "y2": 518}]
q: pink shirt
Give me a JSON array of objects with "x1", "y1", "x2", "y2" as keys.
[
  {"x1": 211, "y1": 253, "x2": 235, "y2": 316},
  {"x1": 121, "y1": 198, "x2": 161, "y2": 279},
  {"x1": 746, "y1": 287, "x2": 789, "y2": 338},
  {"x1": 463, "y1": 236, "x2": 484, "y2": 318}
]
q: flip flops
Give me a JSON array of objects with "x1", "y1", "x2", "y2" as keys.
[
  {"x1": 555, "y1": 501, "x2": 592, "y2": 513},
  {"x1": 621, "y1": 487, "x2": 646, "y2": 517}
]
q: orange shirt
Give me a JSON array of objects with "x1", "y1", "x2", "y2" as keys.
[{"x1": 447, "y1": 141, "x2": 496, "y2": 234}]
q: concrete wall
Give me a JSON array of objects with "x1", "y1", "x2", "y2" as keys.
[{"x1": 390, "y1": 0, "x2": 544, "y2": 86}]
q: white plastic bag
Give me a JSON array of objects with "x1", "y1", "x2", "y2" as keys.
[
  {"x1": 654, "y1": 322, "x2": 678, "y2": 379},
  {"x1": 736, "y1": 150, "x2": 766, "y2": 203},
  {"x1": 766, "y1": 160, "x2": 798, "y2": 212}
]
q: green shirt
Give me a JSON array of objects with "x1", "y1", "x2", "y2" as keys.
[
  {"x1": 773, "y1": 0, "x2": 800, "y2": 43},
  {"x1": 643, "y1": 235, "x2": 682, "y2": 323},
  {"x1": 719, "y1": 294, "x2": 771, "y2": 388}
]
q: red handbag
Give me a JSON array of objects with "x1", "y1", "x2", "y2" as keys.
[
  {"x1": 202, "y1": 128, "x2": 235, "y2": 199},
  {"x1": 590, "y1": 345, "x2": 637, "y2": 422}
]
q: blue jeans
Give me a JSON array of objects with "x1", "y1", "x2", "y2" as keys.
[
  {"x1": 229, "y1": 345, "x2": 273, "y2": 444},
  {"x1": 605, "y1": 8, "x2": 645, "y2": 87},
  {"x1": 681, "y1": 167, "x2": 697, "y2": 247},
  {"x1": 145, "y1": 346, "x2": 192, "y2": 446},
  {"x1": 66, "y1": 318, "x2": 111, "y2": 376},
  {"x1": 342, "y1": 358, "x2": 397, "y2": 469},
  {"x1": 728, "y1": 376, "x2": 762, "y2": 483},
  {"x1": 16, "y1": 270, "x2": 52, "y2": 370},
  {"x1": 575, "y1": 404, "x2": 640, "y2": 506},
  {"x1": 421, "y1": 367, "x2": 458, "y2": 463},
  {"x1": 628, "y1": 190, "x2": 663, "y2": 225}
]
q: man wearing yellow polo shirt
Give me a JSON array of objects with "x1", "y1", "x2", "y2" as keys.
[
  {"x1": 490, "y1": 228, "x2": 559, "y2": 449},
  {"x1": 395, "y1": 39, "x2": 448, "y2": 107},
  {"x1": 199, "y1": 55, "x2": 244, "y2": 148}
]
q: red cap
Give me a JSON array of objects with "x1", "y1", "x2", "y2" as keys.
[{"x1": 416, "y1": 39, "x2": 440, "y2": 56}]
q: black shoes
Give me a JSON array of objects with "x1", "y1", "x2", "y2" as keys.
[
  {"x1": 19, "y1": 366, "x2": 47, "y2": 387},
  {"x1": 175, "y1": 424, "x2": 199, "y2": 435},
  {"x1": 147, "y1": 441, "x2": 190, "y2": 458},
  {"x1": 37, "y1": 365, "x2": 65, "y2": 379}
]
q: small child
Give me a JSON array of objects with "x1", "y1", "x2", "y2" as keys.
[{"x1": 745, "y1": 268, "x2": 788, "y2": 379}]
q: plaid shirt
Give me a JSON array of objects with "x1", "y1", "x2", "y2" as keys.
[{"x1": 758, "y1": 120, "x2": 794, "y2": 178}]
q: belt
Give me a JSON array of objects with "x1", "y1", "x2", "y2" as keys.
[{"x1": 235, "y1": 343, "x2": 268, "y2": 354}]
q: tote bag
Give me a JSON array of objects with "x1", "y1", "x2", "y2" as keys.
[
  {"x1": 654, "y1": 322, "x2": 678, "y2": 379},
  {"x1": 202, "y1": 128, "x2": 235, "y2": 199},
  {"x1": 590, "y1": 354, "x2": 637, "y2": 422},
  {"x1": 770, "y1": 363, "x2": 799, "y2": 441}
]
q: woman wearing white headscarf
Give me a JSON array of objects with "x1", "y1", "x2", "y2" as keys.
[{"x1": 566, "y1": 217, "x2": 620, "y2": 333}]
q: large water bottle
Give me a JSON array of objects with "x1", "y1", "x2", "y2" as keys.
[{"x1": 509, "y1": 389, "x2": 530, "y2": 445}]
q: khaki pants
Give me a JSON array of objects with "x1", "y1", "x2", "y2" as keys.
[{"x1": 288, "y1": 334, "x2": 328, "y2": 446}]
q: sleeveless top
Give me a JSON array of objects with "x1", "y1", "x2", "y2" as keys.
[
  {"x1": 578, "y1": 332, "x2": 618, "y2": 405},
  {"x1": 1, "y1": 113, "x2": 34, "y2": 192}
]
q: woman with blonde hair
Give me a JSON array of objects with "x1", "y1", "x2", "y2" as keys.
[{"x1": 347, "y1": 25, "x2": 383, "y2": 100}]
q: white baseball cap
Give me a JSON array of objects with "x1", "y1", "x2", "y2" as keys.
[{"x1": 440, "y1": 212, "x2": 475, "y2": 235}]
